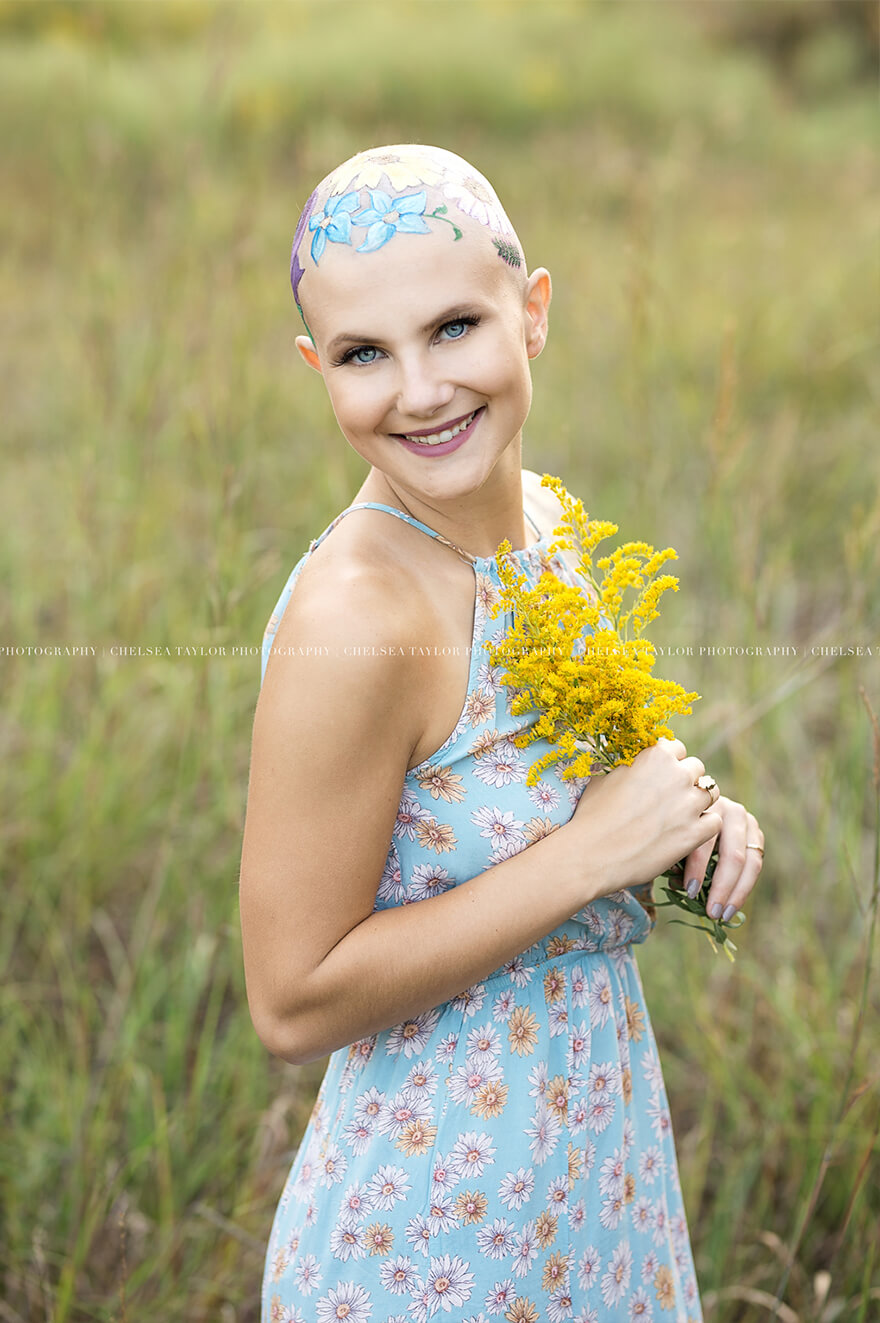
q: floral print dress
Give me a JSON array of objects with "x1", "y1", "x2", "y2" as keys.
[{"x1": 259, "y1": 503, "x2": 702, "y2": 1323}]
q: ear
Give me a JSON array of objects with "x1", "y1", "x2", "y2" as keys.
[
  {"x1": 524, "y1": 268, "x2": 552, "y2": 360},
  {"x1": 295, "y1": 335, "x2": 322, "y2": 373}
]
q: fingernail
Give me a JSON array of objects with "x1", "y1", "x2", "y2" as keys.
[
  {"x1": 708, "y1": 902, "x2": 722, "y2": 919},
  {"x1": 686, "y1": 878, "x2": 701, "y2": 898},
  {"x1": 722, "y1": 904, "x2": 737, "y2": 922}
]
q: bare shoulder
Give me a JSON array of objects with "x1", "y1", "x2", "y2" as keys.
[
  {"x1": 522, "y1": 468, "x2": 586, "y2": 584},
  {"x1": 257, "y1": 510, "x2": 444, "y2": 769},
  {"x1": 264, "y1": 516, "x2": 431, "y2": 682},
  {"x1": 522, "y1": 467, "x2": 568, "y2": 539}
]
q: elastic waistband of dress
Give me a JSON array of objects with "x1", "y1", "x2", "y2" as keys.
[{"x1": 477, "y1": 936, "x2": 641, "y2": 991}]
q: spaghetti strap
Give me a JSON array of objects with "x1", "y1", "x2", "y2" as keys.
[
  {"x1": 310, "y1": 500, "x2": 544, "y2": 565},
  {"x1": 260, "y1": 502, "x2": 474, "y2": 684},
  {"x1": 524, "y1": 505, "x2": 542, "y2": 538},
  {"x1": 308, "y1": 501, "x2": 471, "y2": 558}
]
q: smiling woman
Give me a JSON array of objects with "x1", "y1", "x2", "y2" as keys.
[
  {"x1": 293, "y1": 243, "x2": 547, "y2": 529},
  {"x1": 238, "y1": 142, "x2": 763, "y2": 1322},
  {"x1": 285, "y1": 151, "x2": 546, "y2": 535}
]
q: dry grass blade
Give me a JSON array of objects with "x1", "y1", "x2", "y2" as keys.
[
  {"x1": 703, "y1": 1286, "x2": 802, "y2": 1322},
  {"x1": 192, "y1": 1202, "x2": 265, "y2": 1253},
  {"x1": 861, "y1": 687, "x2": 880, "y2": 794},
  {"x1": 0, "y1": 1302, "x2": 28, "y2": 1323},
  {"x1": 758, "y1": 1230, "x2": 810, "y2": 1296},
  {"x1": 838, "y1": 1108, "x2": 880, "y2": 1241}
]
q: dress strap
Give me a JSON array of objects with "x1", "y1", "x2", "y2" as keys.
[
  {"x1": 309, "y1": 502, "x2": 477, "y2": 565},
  {"x1": 523, "y1": 506, "x2": 542, "y2": 538}
]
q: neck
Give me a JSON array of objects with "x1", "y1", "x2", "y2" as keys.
[{"x1": 359, "y1": 455, "x2": 533, "y2": 560}]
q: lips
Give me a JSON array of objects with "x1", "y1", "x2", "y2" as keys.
[{"x1": 395, "y1": 409, "x2": 480, "y2": 447}]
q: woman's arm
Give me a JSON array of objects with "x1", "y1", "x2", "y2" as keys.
[{"x1": 239, "y1": 554, "x2": 724, "y2": 1065}]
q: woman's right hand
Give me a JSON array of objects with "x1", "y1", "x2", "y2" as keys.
[{"x1": 567, "y1": 738, "x2": 723, "y2": 900}]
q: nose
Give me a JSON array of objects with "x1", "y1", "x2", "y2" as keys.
[{"x1": 394, "y1": 351, "x2": 455, "y2": 421}]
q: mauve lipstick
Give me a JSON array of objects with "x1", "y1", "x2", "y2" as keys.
[{"x1": 393, "y1": 406, "x2": 485, "y2": 457}]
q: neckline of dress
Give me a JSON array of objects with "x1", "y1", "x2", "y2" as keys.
[
  {"x1": 471, "y1": 530, "x2": 551, "y2": 566},
  {"x1": 350, "y1": 499, "x2": 552, "y2": 566}
]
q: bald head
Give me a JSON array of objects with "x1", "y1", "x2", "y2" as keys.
[{"x1": 290, "y1": 144, "x2": 526, "y2": 328}]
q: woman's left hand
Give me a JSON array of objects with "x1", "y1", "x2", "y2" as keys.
[{"x1": 681, "y1": 795, "x2": 764, "y2": 922}]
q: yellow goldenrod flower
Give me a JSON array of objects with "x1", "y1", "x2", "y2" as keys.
[
  {"x1": 487, "y1": 477, "x2": 698, "y2": 785},
  {"x1": 487, "y1": 476, "x2": 745, "y2": 956}
]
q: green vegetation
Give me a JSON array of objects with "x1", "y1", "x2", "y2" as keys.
[{"x1": 1, "y1": 2, "x2": 877, "y2": 1319}]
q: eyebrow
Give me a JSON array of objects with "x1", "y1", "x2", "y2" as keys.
[{"x1": 325, "y1": 304, "x2": 485, "y2": 355}]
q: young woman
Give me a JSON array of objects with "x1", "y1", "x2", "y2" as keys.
[{"x1": 239, "y1": 144, "x2": 764, "y2": 1323}]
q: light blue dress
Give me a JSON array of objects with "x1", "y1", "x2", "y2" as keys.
[{"x1": 259, "y1": 502, "x2": 702, "y2": 1323}]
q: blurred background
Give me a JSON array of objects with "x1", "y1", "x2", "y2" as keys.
[{"x1": 1, "y1": 1, "x2": 878, "y2": 1319}]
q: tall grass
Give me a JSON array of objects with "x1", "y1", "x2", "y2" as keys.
[{"x1": 1, "y1": 3, "x2": 877, "y2": 1320}]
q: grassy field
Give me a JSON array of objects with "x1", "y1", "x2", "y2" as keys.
[{"x1": 1, "y1": 2, "x2": 878, "y2": 1320}]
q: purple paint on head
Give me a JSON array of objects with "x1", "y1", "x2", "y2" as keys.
[
  {"x1": 290, "y1": 248, "x2": 306, "y2": 309},
  {"x1": 290, "y1": 187, "x2": 318, "y2": 309}
]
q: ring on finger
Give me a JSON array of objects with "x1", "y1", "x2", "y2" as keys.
[
  {"x1": 746, "y1": 842, "x2": 764, "y2": 855},
  {"x1": 696, "y1": 773, "x2": 717, "y2": 803}
]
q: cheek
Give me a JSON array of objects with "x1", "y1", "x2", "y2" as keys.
[
  {"x1": 327, "y1": 375, "x2": 389, "y2": 430},
  {"x1": 486, "y1": 352, "x2": 532, "y2": 421},
  {"x1": 480, "y1": 340, "x2": 531, "y2": 397}
]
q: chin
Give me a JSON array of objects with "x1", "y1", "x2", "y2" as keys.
[{"x1": 401, "y1": 453, "x2": 508, "y2": 506}]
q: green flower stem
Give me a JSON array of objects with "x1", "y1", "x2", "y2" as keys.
[
  {"x1": 655, "y1": 850, "x2": 746, "y2": 960},
  {"x1": 427, "y1": 205, "x2": 462, "y2": 240}
]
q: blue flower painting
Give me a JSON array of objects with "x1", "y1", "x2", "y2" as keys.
[
  {"x1": 308, "y1": 191, "x2": 360, "y2": 263},
  {"x1": 353, "y1": 190, "x2": 431, "y2": 253}
]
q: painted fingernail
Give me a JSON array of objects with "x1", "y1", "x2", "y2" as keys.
[
  {"x1": 708, "y1": 902, "x2": 722, "y2": 919},
  {"x1": 722, "y1": 904, "x2": 737, "y2": 922},
  {"x1": 686, "y1": 878, "x2": 701, "y2": 898}
]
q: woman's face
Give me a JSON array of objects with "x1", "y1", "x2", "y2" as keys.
[{"x1": 296, "y1": 227, "x2": 550, "y2": 509}]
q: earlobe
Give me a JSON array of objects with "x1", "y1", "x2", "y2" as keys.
[
  {"x1": 524, "y1": 268, "x2": 552, "y2": 360},
  {"x1": 295, "y1": 335, "x2": 323, "y2": 374}
]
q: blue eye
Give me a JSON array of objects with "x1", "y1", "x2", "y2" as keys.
[
  {"x1": 438, "y1": 314, "x2": 479, "y2": 343},
  {"x1": 332, "y1": 343, "x2": 383, "y2": 368},
  {"x1": 351, "y1": 346, "x2": 379, "y2": 364}
]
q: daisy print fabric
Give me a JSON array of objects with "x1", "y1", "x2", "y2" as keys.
[{"x1": 259, "y1": 503, "x2": 702, "y2": 1323}]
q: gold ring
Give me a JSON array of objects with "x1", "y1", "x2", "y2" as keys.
[
  {"x1": 746, "y1": 843, "x2": 764, "y2": 854},
  {"x1": 696, "y1": 774, "x2": 716, "y2": 793}
]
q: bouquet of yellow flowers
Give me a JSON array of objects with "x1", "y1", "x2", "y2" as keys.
[{"x1": 487, "y1": 475, "x2": 744, "y2": 957}]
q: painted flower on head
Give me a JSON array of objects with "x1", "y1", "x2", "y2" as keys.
[
  {"x1": 493, "y1": 237, "x2": 523, "y2": 268},
  {"x1": 354, "y1": 190, "x2": 431, "y2": 253},
  {"x1": 308, "y1": 190, "x2": 360, "y2": 263},
  {"x1": 290, "y1": 187, "x2": 318, "y2": 306},
  {"x1": 442, "y1": 175, "x2": 515, "y2": 236},
  {"x1": 326, "y1": 148, "x2": 444, "y2": 195}
]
